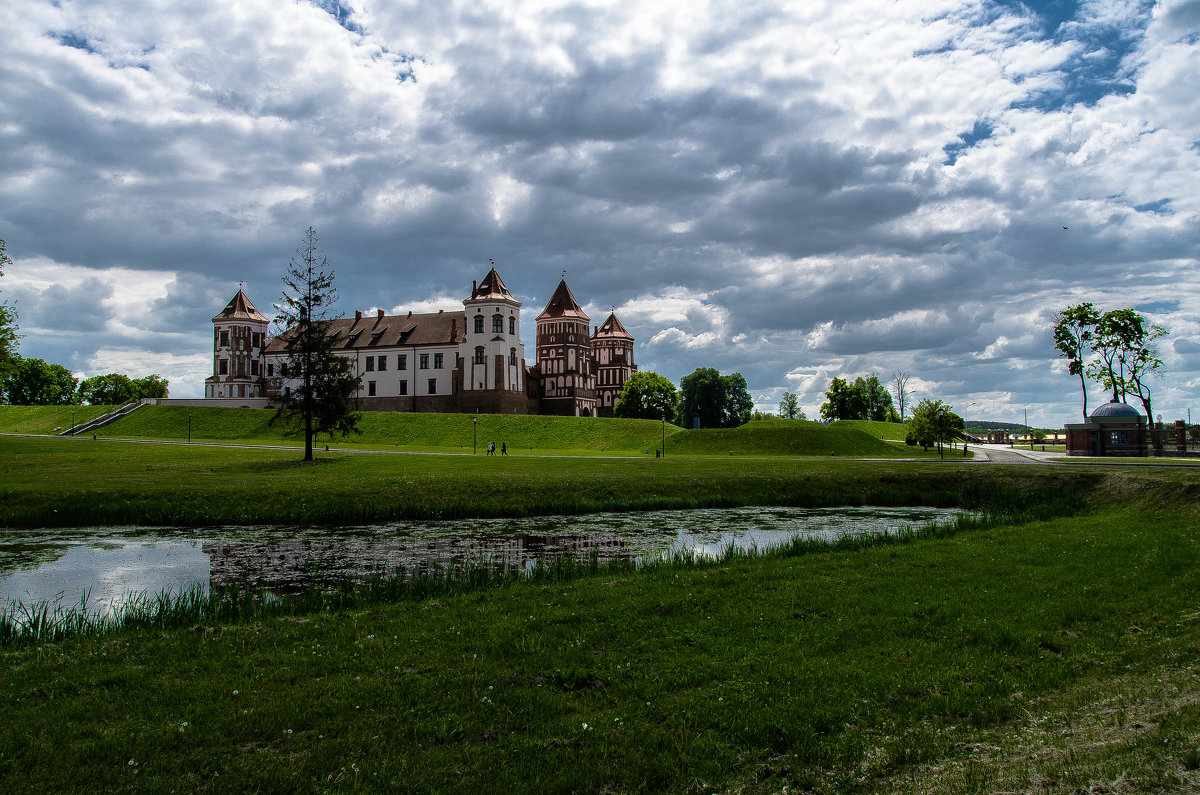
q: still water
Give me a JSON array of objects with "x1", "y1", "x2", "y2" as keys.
[{"x1": 0, "y1": 506, "x2": 963, "y2": 613}]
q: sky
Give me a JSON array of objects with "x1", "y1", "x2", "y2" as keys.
[{"x1": 1, "y1": 0, "x2": 1198, "y2": 425}]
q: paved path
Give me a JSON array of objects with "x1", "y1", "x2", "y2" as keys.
[{"x1": 971, "y1": 445, "x2": 1065, "y2": 464}]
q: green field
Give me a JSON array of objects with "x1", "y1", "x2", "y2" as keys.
[
  {"x1": 0, "y1": 405, "x2": 940, "y2": 459},
  {"x1": 1, "y1": 443, "x2": 1198, "y2": 791},
  {"x1": 0, "y1": 404, "x2": 118, "y2": 434},
  {"x1": 0, "y1": 435, "x2": 1056, "y2": 528}
]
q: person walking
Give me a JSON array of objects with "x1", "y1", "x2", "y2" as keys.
[
  {"x1": 487, "y1": 442, "x2": 495, "y2": 455},
  {"x1": 501, "y1": 442, "x2": 507, "y2": 456}
]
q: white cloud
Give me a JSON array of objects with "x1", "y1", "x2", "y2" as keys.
[{"x1": 2, "y1": 0, "x2": 1197, "y2": 425}]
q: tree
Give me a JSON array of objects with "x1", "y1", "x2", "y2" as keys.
[
  {"x1": 890, "y1": 370, "x2": 911, "y2": 422},
  {"x1": 613, "y1": 371, "x2": 679, "y2": 421},
  {"x1": 1052, "y1": 303, "x2": 1100, "y2": 421},
  {"x1": 819, "y1": 377, "x2": 867, "y2": 421},
  {"x1": 2, "y1": 357, "x2": 77, "y2": 405},
  {"x1": 133, "y1": 374, "x2": 169, "y2": 400},
  {"x1": 77, "y1": 373, "x2": 137, "y2": 405},
  {"x1": 857, "y1": 373, "x2": 894, "y2": 422},
  {"x1": 907, "y1": 398, "x2": 963, "y2": 458},
  {"x1": 676, "y1": 367, "x2": 753, "y2": 428},
  {"x1": 723, "y1": 372, "x2": 753, "y2": 427},
  {"x1": 0, "y1": 239, "x2": 19, "y2": 380},
  {"x1": 1121, "y1": 321, "x2": 1167, "y2": 433},
  {"x1": 270, "y1": 227, "x2": 362, "y2": 461},
  {"x1": 778, "y1": 391, "x2": 804, "y2": 420}
]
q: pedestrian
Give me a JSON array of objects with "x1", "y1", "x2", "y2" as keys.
[
  {"x1": 501, "y1": 442, "x2": 507, "y2": 456},
  {"x1": 487, "y1": 441, "x2": 494, "y2": 455}
]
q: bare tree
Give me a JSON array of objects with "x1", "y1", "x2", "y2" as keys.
[{"x1": 891, "y1": 370, "x2": 911, "y2": 422}]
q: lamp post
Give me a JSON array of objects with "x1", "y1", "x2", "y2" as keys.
[
  {"x1": 473, "y1": 413, "x2": 478, "y2": 455},
  {"x1": 662, "y1": 414, "x2": 666, "y2": 458},
  {"x1": 71, "y1": 407, "x2": 76, "y2": 435},
  {"x1": 188, "y1": 409, "x2": 192, "y2": 443}
]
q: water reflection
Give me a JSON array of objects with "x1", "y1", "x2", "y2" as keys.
[{"x1": 1, "y1": 506, "x2": 962, "y2": 614}]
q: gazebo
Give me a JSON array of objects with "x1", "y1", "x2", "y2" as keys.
[{"x1": 1065, "y1": 400, "x2": 1148, "y2": 457}]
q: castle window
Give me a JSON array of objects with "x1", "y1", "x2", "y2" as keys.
[
  {"x1": 398, "y1": 380, "x2": 408, "y2": 396},
  {"x1": 474, "y1": 346, "x2": 485, "y2": 365},
  {"x1": 398, "y1": 354, "x2": 407, "y2": 370},
  {"x1": 509, "y1": 348, "x2": 517, "y2": 366},
  {"x1": 434, "y1": 353, "x2": 444, "y2": 369},
  {"x1": 427, "y1": 378, "x2": 437, "y2": 394},
  {"x1": 267, "y1": 363, "x2": 274, "y2": 377},
  {"x1": 251, "y1": 360, "x2": 259, "y2": 376},
  {"x1": 509, "y1": 317, "x2": 515, "y2": 335},
  {"x1": 365, "y1": 357, "x2": 375, "y2": 372},
  {"x1": 474, "y1": 315, "x2": 484, "y2": 334},
  {"x1": 218, "y1": 359, "x2": 227, "y2": 375},
  {"x1": 492, "y1": 315, "x2": 503, "y2": 333},
  {"x1": 252, "y1": 332, "x2": 262, "y2": 348},
  {"x1": 281, "y1": 363, "x2": 289, "y2": 377},
  {"x1": 377, "y1": 356, "x2": 386, "y2": 372},
  {"x1": 420, "y1": 354, "x2": 429, "y2": 369},
  {"x1": 219, "y1": 330, "x2": 229, "y2": 348},
  {"x1": 367, "y1": 380, "x2": 376, "y2": 396}
]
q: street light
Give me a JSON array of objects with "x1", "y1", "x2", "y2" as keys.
[
  {"x1": 662, "y1": 414, "x2": 666, "y2": 458},
  {"x1": 473, "y1": 413, "x2": 478, "y2": 455},
  {"x1": 71, "y1": 407, "x2": 76, "y2": 435},
  {"x1": 188, "y1": 409, "x2": 192, "y2": 443}
]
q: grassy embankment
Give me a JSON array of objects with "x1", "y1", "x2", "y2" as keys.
[
  {"x1": 0, "y1": 404, "x2": 931, "y2": 458},
  {"x1": 0, "y1": 404, "x2": 118, "y2": 434},
  {"x1": 6, "y1": 435, "x2": 1014, "y2": 528},
  {"x1": 1, "y1": 447, "x2": 1199, "y2": 790}
]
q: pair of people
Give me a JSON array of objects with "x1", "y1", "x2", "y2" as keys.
[{"x1": 486, "y1": 442, "x2": 508, "y2": 456}]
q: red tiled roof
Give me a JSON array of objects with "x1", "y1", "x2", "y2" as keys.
[
  {"x1": 592, "y1": 312, "x2": 632, "y2": 340},
  {"x1": 265, "y1": 310, "x2": 465, "y2": 352},
  {"x1": 537, "y1": 279, "x2": 589, "y2": 321},
  {"x1": 212, "y1": 290, "x2": 269, "y2": 323},
  {"x1": 471, "y1": 268, "x2": 515, "y2": 301}
]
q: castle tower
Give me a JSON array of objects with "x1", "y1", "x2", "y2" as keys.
[
  {"x1": 205, "y1": 289, "x2": 270, "y2": 400},
  {"x1": 535, "y1": 279, "x2": 597, "y2": 416},
  {"x1": 591, "y1": 312, "x2": 636, "y2": 417},
  {"x1": 461, "y1": 266, "x2": 528, "y2": 412}
]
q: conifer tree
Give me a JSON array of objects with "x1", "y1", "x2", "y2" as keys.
[{"x1": 270, "y1": 227, "x2": 361, "y2": 461}]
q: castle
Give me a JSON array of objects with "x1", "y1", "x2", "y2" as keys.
[{"x1": 204, "y1": 267, "x2": 636, "y2": 417}]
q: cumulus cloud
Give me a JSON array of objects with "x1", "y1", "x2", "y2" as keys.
[{"x1": 1, "y1": 0, "x2": 1196, "y2": 423}]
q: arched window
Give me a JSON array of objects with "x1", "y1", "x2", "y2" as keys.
[
  {"x1": 492, "y1": 314, "x2": 504, "y2": 334},
  {"x1": 509, "y1": 348, "x2": 517, "y2": 366},
  {"x1": 509, "y1": 316, "x2": 516, "y2": 335},
  {"x1": 474, "y1": 346, "x2": 485, "y2": 365},
  {"x1": 474, "y1": 315, "x2": 484, "y2": 334}
]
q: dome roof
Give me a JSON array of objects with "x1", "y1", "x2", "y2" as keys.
[{"x1": 1090, "y1": 400, "x2": 1141, "y2": 419}]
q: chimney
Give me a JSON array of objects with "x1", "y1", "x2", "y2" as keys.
[
  {"x1": 451, "y1": 319, "x2": 457, "y2": 338},
  {"x1": 355, "y1": 310, "x2": 362, "y2": 321},
  {"x1": 594, "y1": 325, "x2": 598, "y2": 335},
  {"x1": 407, "y1": 310, "x2": 412, "y2": 317},
  {"x1": 377, "y1": 308, "x2": 385, "y2": 319},
  {"x1": 438, "y1": 309, "x2": 443, "y2": 313},
  {"x1": 472, "y1": 280, "x2": 478, "y2": 295}
]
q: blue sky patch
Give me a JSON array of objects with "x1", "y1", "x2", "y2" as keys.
[
  {"x1": 943, "y1": 120, "x2": 995, "y2": 166},
  {"x1": 55, "y1": 32, "x2": 98, "y2": 54},
  {"x1": 310, "y1": 0, "x2": 364, "y2": 35}
]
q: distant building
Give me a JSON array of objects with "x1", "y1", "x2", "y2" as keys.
[
  {"x1": 204, "y1": 267, "x2": 636, "y2": 417},
  {"x1": 1065, "y1": 400, "x2": 1147, "y2": 456}
]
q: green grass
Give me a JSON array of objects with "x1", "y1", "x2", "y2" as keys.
[
  {"x1": 829, "y1": 418, "x2": 909, "y2": 442},
  {"x1": 0, "y1": 404, "x2": 118, "y2": 434},
  {"x1": 1, "y1": 472, "x2": 1199, "y2": 791},
  {"x1": 1, "y1": 406, "x2": 946, "y2": 458},
  {"x1": 0, "y1": 435, "x2": 1074, "y2": 527}
]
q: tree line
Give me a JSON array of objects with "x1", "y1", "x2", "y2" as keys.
[{"x1": 0, "y1": 238, "x2": 169, "y2": 406}]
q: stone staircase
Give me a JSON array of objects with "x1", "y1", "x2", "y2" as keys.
[{"x1": 61, "y1": 401, "x2": 146, "y2": 436}]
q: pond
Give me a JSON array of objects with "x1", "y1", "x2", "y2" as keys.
[{"x1": 0, "y1": 506, "x2": 964, "y2": 614}]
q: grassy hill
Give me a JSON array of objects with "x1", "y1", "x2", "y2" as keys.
[
  {"x1": 828, "y1": 419, "x2": 909, "y2": 442},
  {"x1": 0, "y1": 405, "x2": 118, "y2": 435},
  {"x1": 668, "y1": 418, "x2": 920, "y2": 457},
  {"x1": 1, "y1": 406, "x2": 945, "y2": 458}
]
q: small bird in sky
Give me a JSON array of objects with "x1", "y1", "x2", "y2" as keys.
[{"x1": 1062, "y1": 226, "x2": 1069, "y2": 230}]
